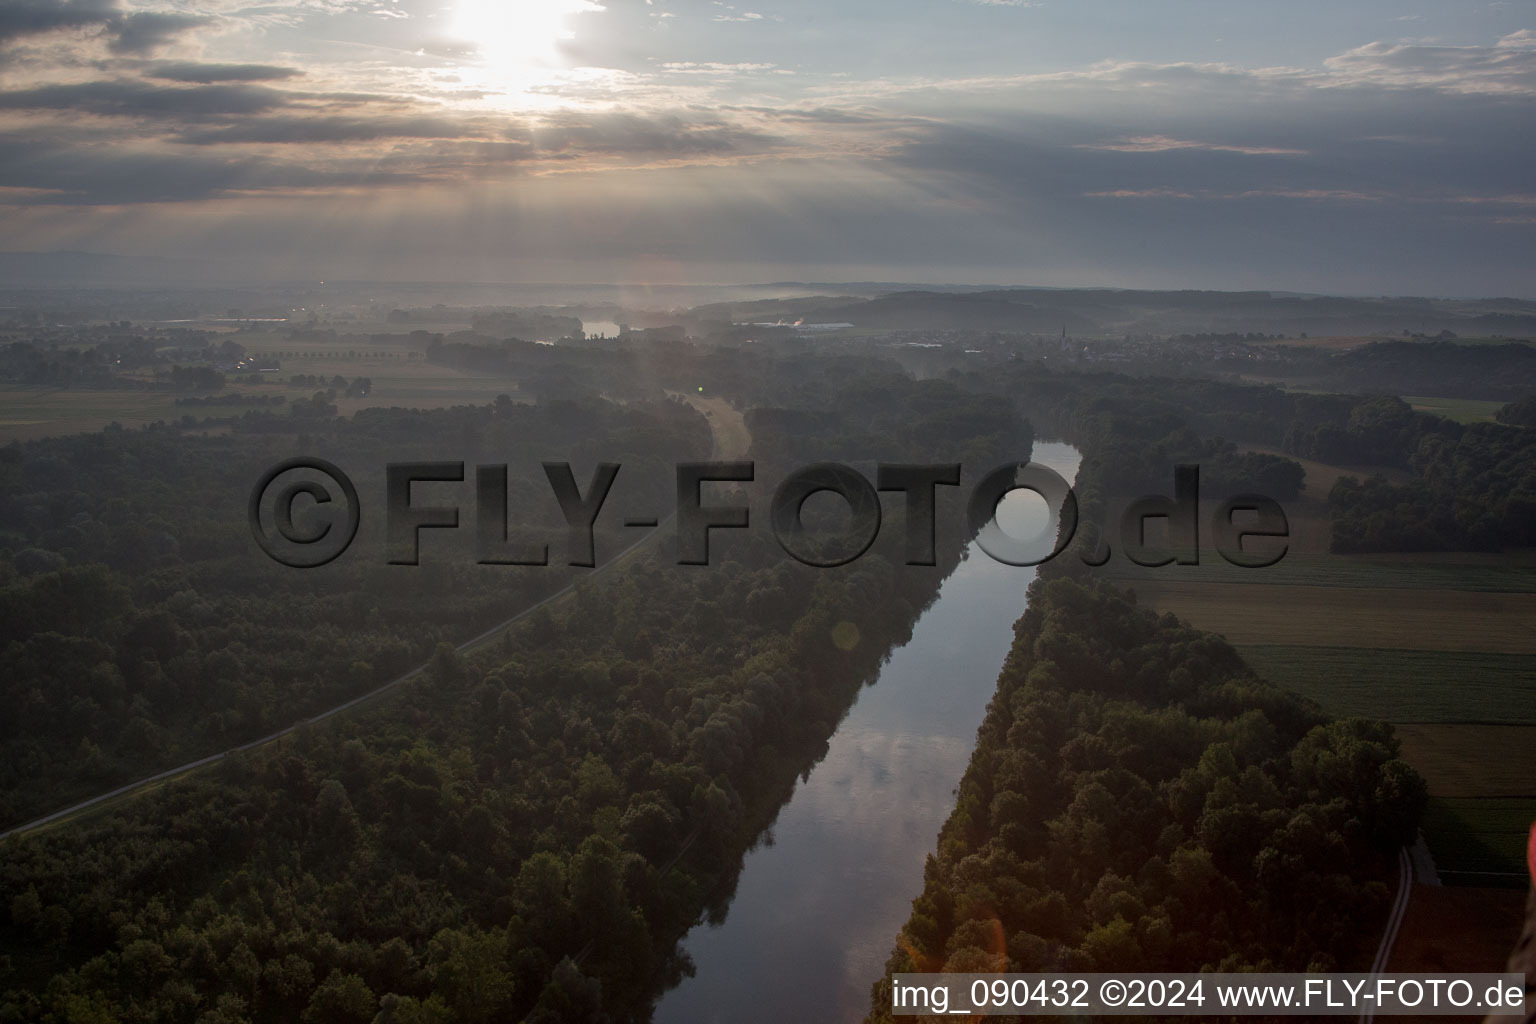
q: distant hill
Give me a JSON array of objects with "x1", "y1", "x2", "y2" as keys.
[
  {"x1": 814, "y1": 291, "x2": 1100, "y2": 333},
  {"x1": 692, "y1": 287, "x2": 1536, "y2": 338},
  {"x1": 0, "y1": 250, "x2": 231, "y2": 286}
]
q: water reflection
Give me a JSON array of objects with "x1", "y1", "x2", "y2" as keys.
[{"x1": 654, "y1": 442, "x2": 1081, "y2": 1024}]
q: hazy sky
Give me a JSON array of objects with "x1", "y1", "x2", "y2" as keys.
[{"x1": 1, "y1": 0, "x2": 1532, "y2": 293}]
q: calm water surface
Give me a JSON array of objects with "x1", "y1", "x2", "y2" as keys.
[{"x1": 654, "y1": 442, "x2": 1081, "y2": 1024}]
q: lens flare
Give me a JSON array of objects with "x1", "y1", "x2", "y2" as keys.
[{"x1": 449, "y1": 0, "x2": 605, "y2": 67}]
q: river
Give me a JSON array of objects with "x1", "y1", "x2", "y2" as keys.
[{"x1": 653, "y1": 441, "x2": 1081, "y2": 1024}]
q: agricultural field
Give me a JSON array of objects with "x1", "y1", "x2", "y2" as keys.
[
  {"x1": 1421, "y1": 798, "x2": 1536, "y2": 882},
  {"x1": 1402, "y1": 394, "x2": 1506, "y2": 424},
  {"x1": 1118, "y1": 447, "x2": 1536, "y2": 907},
  {"x1": 0, "y1": 389, "x2": 196, "y2": 442},
  {"x1": 1240, "y1": 647, "x2": 1536, "y2": 724},
  {"x1": 1385, "y1": 884, "x2": 1529, "y2": 975},
  {"x1": 0, "y1": 342, "x2": 525, "y2": 443},
  {"x1": 1127, "y1": 581, "x2": 1536, "y2": 654},
  {"x1": 1395, "y1": 725, "x2": 1536, "y2": 799},
  {"x1": 1107, "y1": 551, "x2": 1536, "y2": 592}
]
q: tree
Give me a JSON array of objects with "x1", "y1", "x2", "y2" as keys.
[
  {"x1": 301, "y1": 970, "x2": 376, "y2": 1024},
  {"x1": 425, "y1": 928, "x2": 513, "y2": 1024}
]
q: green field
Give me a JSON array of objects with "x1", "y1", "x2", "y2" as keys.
[
  {"x1": 1105, "y1": 552, "x2": 1536, "y2": 593},
  {"x1": 1420, "y1": 797, "x2": 1536, "y2": 883},
  {"x1": 1402, "y1": 395, "x2": 1506, "y2": 424},
  {"x1": 1240, "y1": 645, "x2": 1536, "y2": 724}
]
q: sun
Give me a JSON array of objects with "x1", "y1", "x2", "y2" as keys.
[{"x1": 449, "y1": 0, "x2": 605, "y2": 67}]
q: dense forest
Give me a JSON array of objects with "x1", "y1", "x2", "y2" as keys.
[
  {"x1": 0, "y1": 362, "x2": 1032, "y2": 1022},
  {"x1": 864, "y1": 577, "x2": 1425, "y2": 1022},
  {"x1": 0, "y1": 396, "x2": 704, "y2": 827}
]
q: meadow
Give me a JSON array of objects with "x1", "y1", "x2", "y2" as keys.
[{"x1": 1402, "y1": 395, "x2": 1506, "y2": 424}]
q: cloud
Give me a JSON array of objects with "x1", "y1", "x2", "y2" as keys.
[
  {"x1": 1322, "y1": 37, "x2": 1536, "y2": 95},
  {"x1": 660, "y1": 61, "x2": 776, "y2": 73},
  {"x1": 530, "y1": 110, "x2": 779, "y2": 159},
  {"x1": 173, "y1": 114, "x2": 476, "y2": 144},
  {"x1": 0, "y1": 0, "x2": 116, "y2": 44},
  {"x1": 0, "y1": 80, "x2": 288, "y2": 116},
  {"x1": 0, "y1": 104, "x2": 785, "y2": 208},
  {"x1": 758, "y1": 106, "x2": 914, "y2": 125},
  {"x1": 107, "y1": 11, "x2": 213, "y2": 55},
  {"x1": 0, "y1": 4, "x2": 1530, "y2": 296},
  {"x1": 1083, "y1": 187, "x2": 1536, "y2": 209},
  {"x1": 1083, "y1": 187, "x2": 1382, "y2": 202},
  {"x1": 148, "y1": 62, "x2": 303, "y2": 83},
  {"x1": 0, "y1": 1, "x2": 217, "y2": 58},
  {"x1": 708, "y1": 2, "x2": 767, "y2": 21},
  {"x1": 1078, "y1": 135, "x2": 1307, "y2": 155},
  {"x1": 0, "y1": 133, "x2": 426, "y2": 203}
]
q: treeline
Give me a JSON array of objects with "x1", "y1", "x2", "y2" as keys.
[
  {"x1": 947, "y1": 369, "x2": 1316, "y2": 519},
  {"x1": 1283, "y1": 394, "x2": 1455, "y2": 469},
  {"x1": 1278, "y1": 392, "x2": 1536, "y2": 551},
  {"x1": 865, "y1": 577, "x2": 1425, "y2": 1020},
  {"x1": 0, "y1": 340, "x2": 154, "y2": 389},
  {"x1": 1496, "y1": 395, "x2": 1536, "y2": 427},
  {"x1": 952, "y1": 361, "x2": 1536, "y2": 555},
  {"x1": 0, "y1": 337, "x2": 250, "y2": 389},
  {"x1": 1328, "y1": 418, "x2": 1536, "y2": 552},
  {"x1": 174, "y1": 395, "x2": 287, "y2": 408},
  {"x1": 1325, "y1": 341, "x2": 1536, "y2": 401},
  {"x1": 284, "y1": 376, "x2": 371, "y2": 398}
]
